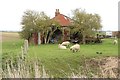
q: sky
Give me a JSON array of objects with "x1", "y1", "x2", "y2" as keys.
[{"x1": 0, "y1": 0, "x2": 119, "y2": 31}]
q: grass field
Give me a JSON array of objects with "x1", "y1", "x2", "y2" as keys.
[
  {"x1": 1, "y1": 32, "x2": 23, "y2": 58},
  {"x1": 1, "y1": 32, "x2": 119, "y2": 78},
  {"x1": 26, "y1": 39, "x2": 118, "y2": 77},
  {"x1": 1, "y1": 32, "x2": 20, "y2": 42}
]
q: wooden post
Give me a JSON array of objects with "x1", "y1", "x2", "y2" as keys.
[
  {"x1": 38, "y1": 32, "x2": 41, "y2": 45},
  {"x1": 24, "y1": 39, "x2": 28, "y2": 54},
  {"x1": 21, "y1": 46, "x2": 24, "y2": 59}
]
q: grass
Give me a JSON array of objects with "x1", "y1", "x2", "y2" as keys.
[
  {"x1": 26, "y1": 38, "x2": 118, "y2": 77},
  {"x1": 28, "y1": 38, "x2": 118, "y2": 58},
  {"x1": 1, "y1": 32, "x2": 23, "y2": 54},
  {"x1": 1, "y1": 32, "x2": 119, "y2": 78},
  {"x1": 1, "y1": 32, "x2": 23, "y2": 72},
  {"x1": 1, "y1": 32, "x2": 20, "y2": 42}
]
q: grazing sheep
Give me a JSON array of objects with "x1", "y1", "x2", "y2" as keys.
[
  {"x1": 58, "y1": 44, "x2": 67, "y2": 49},
  {"x1": 113, "y1": 40, "x2": 118, "y2": 45},
  {"x1": 61, "y1": 41, "x2": 70, "y2": 47},
  {"x1": 70, "y1": 44, "x2": 80, "y2": 53}
]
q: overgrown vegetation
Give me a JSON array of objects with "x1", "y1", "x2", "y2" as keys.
[
  {"x1": 1, "y1": 32, "x2": 118, "y2": 78},
  {"x1": 71, "y1": 8, "x2": 102, "y2": 44},
  {"x1": 20, "y1": 9, "x2": 102, "y2": 44},
  {"x1": 20, "y1": 10, "x2": 60, "y2": 43}
]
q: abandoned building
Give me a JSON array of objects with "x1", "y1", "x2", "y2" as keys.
[
  {"x1": 30, "y1": 9, "x2": 103, "y2": 45},
  {"x1": 30, "y1": 9, "x2": 74, "y2": 45}
]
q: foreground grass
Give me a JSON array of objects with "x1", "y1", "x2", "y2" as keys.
[{"x1": 1, "y1": 32, "x2": 23, "y2": 73}]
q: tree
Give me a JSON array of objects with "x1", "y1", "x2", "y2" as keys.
[
  {"x1": 35, "y1": 12, "x2": 60, "y2": 44},
  {"x1": 71, "y1": 8, "x2": 102, "y2": 44},
  {"x1": 20, "y1": 10, "x2": 39, "y2": 42},
  {"x1": 20, "y1": 10, "x2": 60, "y2": 44}
]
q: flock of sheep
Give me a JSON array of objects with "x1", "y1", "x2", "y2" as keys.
[
  {"x1": 58, "y1": 41, "x2": 80, "y2": 53},
  {"x1": 58, "y1": 39, "x2": 118, "y2": 53}
]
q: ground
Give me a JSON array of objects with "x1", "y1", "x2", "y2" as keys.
[{"x1": 1, "y1": 32, "x2": 119, "y2": 78}]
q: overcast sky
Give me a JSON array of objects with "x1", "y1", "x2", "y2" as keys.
[{"x1": 0, "y1": 0, "x2": 119, "y2": 31}]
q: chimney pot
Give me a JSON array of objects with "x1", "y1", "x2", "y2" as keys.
[{"x1": 55, "y1": 9, "x2": 60, "y2": 16}]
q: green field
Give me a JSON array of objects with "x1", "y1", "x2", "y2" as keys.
[
  {"x1": 1, "y1": 32, "x2": 23, "y2": 59},
  {"x1": 1, "y1": 32, "x2": 119, "y2": 78},
  {"x1": 27, "y1": 39, "x2": 118, "y2": 77}
]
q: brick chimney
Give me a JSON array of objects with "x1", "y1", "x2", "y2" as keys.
[{"x1": 55, "y1": 9, "x2": 60, "y2": 16}]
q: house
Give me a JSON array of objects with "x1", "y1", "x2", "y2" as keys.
[
  {"x1": 31, "y1": 9, "x2": 73, "y2": 45},
  {"x1": 53, "y1": 9, "x2": 72, "y2": 27},
  {"x1": 112, "y1": 31, "x2": 120, "y2": 38},
  {"x1": 51, "y1": 9, "x2": 73, "y2": 42}
]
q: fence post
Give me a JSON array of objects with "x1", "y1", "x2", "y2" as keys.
[
  {"x1": 24, "y1": 39, "x2": 29, "y2": 54},
  {"x1": 21, "y1": 46, "x2": 24, "y2": 59}
]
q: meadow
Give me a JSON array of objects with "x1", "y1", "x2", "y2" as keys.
[{"x1": 1, "y1": 32, "x2": 119, "y2": 78}]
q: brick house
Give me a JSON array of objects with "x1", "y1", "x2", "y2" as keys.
[{"x1": 31, "y1": 9, "x2": 73, "y2": 45}]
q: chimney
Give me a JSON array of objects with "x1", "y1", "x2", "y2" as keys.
[{"x1": 55, "y1": 9, "x2": 60, "y2": 16}]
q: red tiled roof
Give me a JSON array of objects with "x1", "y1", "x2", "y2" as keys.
[{"x1": 52, "y1": 14, "x2": 72, "y2": 27}]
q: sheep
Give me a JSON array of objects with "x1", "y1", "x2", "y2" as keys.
[
  {"x1": 70, "y1": 44, "x2": 80, "y2": 53},
  {"x1": 58, "y1": 44, "x2": 67, "y2": 49},
  {"x1": 61, "y1": 41, "x2": 70, "y2": 47},
  {"x1": 113, "y1": 39, "x2": 118, "y2": 45}
]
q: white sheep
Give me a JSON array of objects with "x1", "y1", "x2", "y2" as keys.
[
  {"x1": 113, "y1": 39, "x2": 118, "y2": 45},
  {"x1": 61, "y1": 41, "x2": 70, "y2": 47},
  {"x1": 58, "y1": 44, "x2": 67, "y2": 49},
  {"x1": 70, "y1": 44, "x2": 80, "y2": 52}
]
